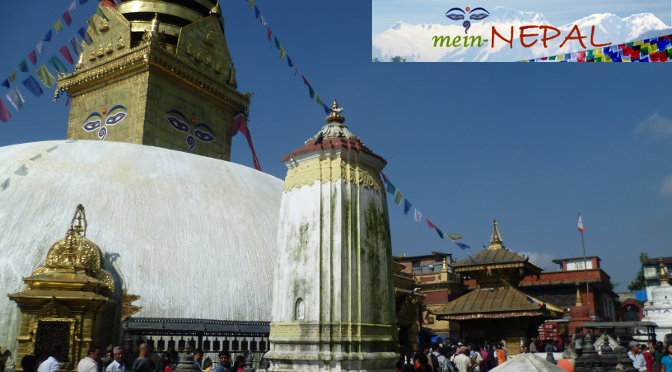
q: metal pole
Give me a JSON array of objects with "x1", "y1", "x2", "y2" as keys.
[{"x1": 581, "y1": 231, "x2": 592, "y2": 318}]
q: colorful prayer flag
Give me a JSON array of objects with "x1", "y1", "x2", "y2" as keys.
[
  {"x1": 101, "y1": 0, "x2": 116, "y2": 8},
  {"x1": 19, "y1": 60, "x2": 29, "y2": 72},
  {"x1": 1, "y1": 79, "x2": 9, "y2": 88},
  {"x1": 259, "y1": 16, "x2": 266, "y2": 25},
  {"x1": 316, "y1": 94, "x2": 324, "y2": 106},
  {"x1": 6, "y1": 87, "x2": 24, "y2": 111},
  {"x1": 380, "y1": 172, "x2": 389, "y2": 184},
  {"x1": 468, "y1": 254, "x2": 479, "y2": 265},
  {"x1": 9, "y1": 69, "x2": 16, "y2": 83},
  {"x1": 48, "y1": 55, "x2": 68, "y2": 74},
  {"x1": 28, "y1": 50, "x2": 37, "y2": 65},
  {"x1": 79, "y1": 27, "x2": 93, "y2": 45},
  {"x1": 287, "y1": 56, "x2": 293, "y2": 67},
  {"x1": 322, "y1": 103, "x2": 330, "y2": 115},
  {"x1": 59, "y1": 45, "x2": 74, "y2": 64},
  {"x1": 578, "y1": 214, "x2": 584, "y2": 232},
  {"x1": 87, "y1": 17, "x2": 99, "y2": 36},
  {"x1": 267, "y1": 27, "x2": 272, "y2": 42},
  {"x1": 308, "y1": 85, "x2": 315, "y2": 99},
  {"x1": 36, "y1": 41, "x2": 45, "y2": 54},
  {"x1": 404, "y1": 199, "x2": 412, "y2": 215},
  {"x1": 69, "y1": 1, "x2": 77, "y2": 13},
  {"x1": 274, "y1": 36, "x2": 280, "y2": 50},
  {"x1": 445, "y1": 234, "x2": 462, "y2": 242},
  {"x1": 79, "y1": 0, "x2": 88, "y2": 5},
  {"x1": 414, "y1": 209, "x2": 422, "y2": 222},
  {"x1": 35, "y1": 65, "x2": 55, "y2": 88},
  {"x1": 302, "y1": 75, "x2": 309, "y2": 86},
  {"x1": 96, "y1": 7, "x2": 109, "y2": 22},
  {"x1": 112, "y1": 0, "x2": 122, "y2": 6},
  {"x1": 394, "y1": 190, "x2": 403, "y2": 205},
  {"x1": 426, "y1": 218, "x2": 437, "y2": 229},
  {"x1": 0, "y1": 99, "x2": 11, "y2": 123},
  {"x1": 279, "y1": 46, "x2": 285, "y2": 60},
  {"x1": 456, "y1": 243, "x2": 470, "y2": 250},
  {"x1": 436, "y1": 228, "x2": 445, "y2": 239},
  {"x1": 293, "y1": 65, "x2": 298, "y2": 75},
  {"x1": 70, "y1": 36, "x2": 83, "y2": 57},
  {"x1": 249, "y1": 0, "x2": 254, "y2": 11},
  {"x1": 254, "y1": 5, "x2": 260, "y2": 18},
  {"x1": 231, "y1": 110, "x2": 262, "y2": 172},
  {"x1": 62, "y1": 10, "x2": 73, "y2": 26},
  {"x1": 386, "y1": 180, "x2": 395, "y2": 195},
  {"x1": 54, "y1": 20, "x2": 64, "y2": 33},
  {"x1": 44, "y1": 30, "x2": 53, "y2": 42},
  {"x1": 22, "y1": 75, "x2": 44, "y2": 97}
]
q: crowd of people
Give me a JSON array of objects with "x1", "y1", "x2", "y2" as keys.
[{"x1": 398, "y1": 340, "x2": 515, "y2": 372}]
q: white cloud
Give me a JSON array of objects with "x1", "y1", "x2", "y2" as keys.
[
  {"x1": 659, "y1": 174, "x2": 672, "y2": 197},
  {"x1": 517, "y1": 251, "x2": 558, "y2": 271},
  {"x1": 635, "y1": 113, "x2": 672, "y2": 138}
]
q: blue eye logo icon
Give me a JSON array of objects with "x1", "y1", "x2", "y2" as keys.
[{"x1": 446, "y1": 7, "x2": 490, "y2": 34}]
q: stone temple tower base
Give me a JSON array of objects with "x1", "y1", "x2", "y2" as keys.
[{"x1": 265, "y1": 101, "x2": 398, "y2": 372}]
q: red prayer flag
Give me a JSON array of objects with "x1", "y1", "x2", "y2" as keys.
[
  {"x1": 658, "y1": 51, "x2": 668, "y2": 62},
  {"x1": 101, "y1": 0, "x2": 116, "y2": 7},
  {"x1": 28, "y1": 50, "x2": 37, "y2": 65},
  {"x1": 66, "y1": 95, "x2": 70, "y2": 106},
  {"x1": 59, "y1": 45, "x2": 74, "y2": 64},
  {"x1": 232, "y1": 112, "x2": 262, "y2": 172},
  {"x1": 541, "y1": 57, "x2": 548, "y2": 60},
  {"x1": 632, "y1": 51, "x2": 640, "y2": 60},
  {"x1": 302, "y1": 75, "x2": 309, "y2": 86},
  {"x1": 618, "y1": 43, "x2": 625, "y2": 49},
  {"x1": 267, "y1": 27, "x2": 272, "y2": 42},
  {"x1": 426, "y1": 218, "x2": 437, "y2": 229},
  {"x1": 623, "y1": 48, "x2": 631, "y2": 56},
  {"x1": 62, "y1": 10, "x2": 72, "y2": 26},
  {"x1": 650, "y1": 52, "x2": 659, "y2": 62},
  {"x1": 0, "y1": 98, "x2": 11, "y2": 123}
]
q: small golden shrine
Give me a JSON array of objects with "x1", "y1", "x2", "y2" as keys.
[
  {"x1": 7, "y1": 205, "x2": 133, "y2": 369},
  {"x1": 393, "y1": 261, "x2": 425, "y2": 348}
]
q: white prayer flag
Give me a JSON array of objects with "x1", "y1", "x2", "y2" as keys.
[
  {"x1": 68, "y1": 1, "x2": 77, "y2": 13},
  {"x1": 36, "y1": 40, "x2": 44, "y2": 54},
  {"x1": 260, "y1": 16, "x2": 266, "y2": 25},
  {"x1": 6, "y1": 87, "x2": 25, "y2": 111},
  {"x1": 414, "y1": 209, "x2": 422, "y2": 222}
]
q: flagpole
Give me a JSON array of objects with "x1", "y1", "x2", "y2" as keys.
[{"x1": 580, "y1": 228, "x2": 592, "y2": 318}]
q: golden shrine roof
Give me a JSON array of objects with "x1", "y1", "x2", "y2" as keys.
[{"x1": 432, "y1": 286, "x2": 563, "y2": 320}]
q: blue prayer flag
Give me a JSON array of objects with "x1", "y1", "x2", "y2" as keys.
[
  {"x1": 70, "y1": 36, "x2": 83, "y2": 57},
  {"x1": 287, "y1": 56, "x2": 293, "y2": 67},
  {"x1": 404, "y1": 199, "x2": 411, "y2": 215},
  {"x1": 254, "y1": 6, "x2": 260, "y2": 19},
  {"x1": 1, "y1": 79, "x2": 9, "y2": 88},
  {"x1": 467, "y1": 254, "x2": 479, "y2": 265},
  {"x1": 308, "y1": 86, "x2": 315, "y2": 99},
  {"x1": 323, "y1": 103, "x2": 330, "y2": 115},
  {"x1": 78, "y1": 27, "x2": 93, "y2": 45},
  {"x1": 386, "y1": 180, "x2": 396, "y2": 195},
  {"x1": 44, "y1": 30, "x2": 53, "y2": 42},
  {"x1": 640, "y1": 57, "x2": 649, "y2": 62},
  {"x1": 22, "y1": 75, "x2": 43, "y2": 97},
  {"x1": 456, "y1": 243, "x2": 470, "y2": 250},
  {"x1": 564, "y1": 53, "x2": 571, "y2": 59},
  {"x1": 436, "y1": 228, "x2": 444, "y2": 239},
  {"x1": 79, "y1": 0, "x2": 88, "y2": 4}
]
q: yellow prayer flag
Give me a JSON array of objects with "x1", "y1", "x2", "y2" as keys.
[
  {"x1": 556, "y1": 54, "x2": 563, "y2": 61},
  {"x1": 394, "y1": 190, "x2": 403, "y2": 205},
  {"x1": 622, "y1": 57, "x2": 631, "y2": 62},
  {"x1": 316, "y1": 94, "x2": 324, "y2": 105},
  {"x1": 9, "y1": 69, "x2": 17, "y2": 83},
  {"x1": 54, "y1": 20, "x2": 64, "y2": 33},
  {"x1": 635, "y1": 40, "x2": 642, "y2": 46},
  {"x1": 279, "y1": 46, "x2": 285, "y2": 60},
  {"x1": 87, "y1": 17, "x2": 98, "y2": 36},
  {"x1": 249, "y1": 0, "x2": 254, "y2": 10},
  {"x1": 36, "y1": 65, "x2": 56, "y2": 88}
]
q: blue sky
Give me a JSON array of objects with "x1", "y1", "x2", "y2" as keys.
[
  {"x1": 1, "y1": 0, "x2": 672, "y2": 292},
  {"x1": 373, "y1": 0, "x2": 672, "y2": 35}
]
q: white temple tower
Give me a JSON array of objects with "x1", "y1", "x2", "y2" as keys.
[
  {"x1": 266, "y1": 100, "x2": 398, "y2": 372},
  {"x1": 643, "y1": 256, "x2": 672, "y2": 341}
]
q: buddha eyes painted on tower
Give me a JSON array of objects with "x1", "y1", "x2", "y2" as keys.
[
  {"x1": 165, "y1": 109, "x2": 215, "y2": 153},
  {"x1": 82, "y1": 105, "x2": 128, "y2": 141}
]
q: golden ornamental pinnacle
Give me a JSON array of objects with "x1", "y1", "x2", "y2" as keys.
[
  {"x1": 660, "y1": 256, "x2": 669, "y2": 285},
  {"x1": 325, "y1": 99, "x2": 345, "y2": 124}
]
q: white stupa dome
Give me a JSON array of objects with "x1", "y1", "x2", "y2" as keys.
[{"x1": 0, "y1": 140, "x2": 283, "y2": 350}]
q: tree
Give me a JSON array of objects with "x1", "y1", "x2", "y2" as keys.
[
  {"x1": 628, "y1": 268, "x2": 646, "y2": 291},
  {"x1": 391, "y1": 56, "x2": 407, "y2": 62},
  {"x1": 372, "y1": 58, "x2": 380, "y2": 62}
]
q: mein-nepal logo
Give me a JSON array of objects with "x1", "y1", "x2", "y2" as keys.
[{"x1": 445, "y1": 7, "x2": 489, "y2": 34}]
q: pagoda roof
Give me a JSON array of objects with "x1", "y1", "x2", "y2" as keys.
[{"x1": 432, "y1": 286, "x2": 563, "y2": 321}]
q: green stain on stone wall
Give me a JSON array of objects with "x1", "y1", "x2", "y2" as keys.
[
  {"x1": 295, "y1": 222, "x2": 310, "y2": 262},
  {"x1": 362, "y1": 198, "x2": 389, "y2": 324}
]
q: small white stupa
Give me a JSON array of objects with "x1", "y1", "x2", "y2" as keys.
[
  {"x1": 642, "y1": 256, "x2": 672, "y2": 341},
  {"x1": 489, "y1": 353, "x2": 567, "y2": 372}
]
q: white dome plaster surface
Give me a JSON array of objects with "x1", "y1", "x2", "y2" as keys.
[{"x1": 0, "y1": 140, "x2": 283, "y2": 351}]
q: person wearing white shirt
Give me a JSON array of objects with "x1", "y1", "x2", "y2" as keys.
[
  {"x1": 77, "y1": 346, "x2": 101, "y2": 372},
  {"x1": 105, "y1": 347, "x2": 125, "y2": 372},
  {"x1": 37, "y1": 348, "x2": 61, "y2": 372},
  {"x1": 628, "y1": 342, "x2": 647, "y2": 372}
]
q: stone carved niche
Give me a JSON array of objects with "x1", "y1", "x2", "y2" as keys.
[{"x1": 8, "y1": 205, "x2": 140, "y2": 369}]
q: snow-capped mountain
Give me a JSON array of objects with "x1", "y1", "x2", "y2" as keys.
[{"x1": 372, "y1": 6, "x2": 671, "y2": 62}]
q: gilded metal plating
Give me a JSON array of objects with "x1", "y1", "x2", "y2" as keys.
[{"x1": 283, "y1": 157, "x2": 384, "y2": 192}]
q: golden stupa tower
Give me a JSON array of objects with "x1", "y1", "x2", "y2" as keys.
[{"x1": 56, "y1": 0, "x2": 251, "y2": 160}]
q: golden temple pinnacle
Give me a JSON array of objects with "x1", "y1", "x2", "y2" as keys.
[
  {"x1": 325, "y1": 99, "x2": 345, "y2": 123},
  {"x1": 488, "y1": 219, "x2": 503, "y2": 249}
]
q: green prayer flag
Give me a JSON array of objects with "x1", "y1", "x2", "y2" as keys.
[
  {"x1": 87, "y1": 17, "x2": 99, "y2": 36},
  {"x1": 587, "y1": 49, "x2": 594, "y2": 56},
  {"x1": 96, "y1": 7, "x2": 109, "y2": 21},
  {"x1": 316, "y1": 94, "x2": 324, "y2": 105},
  {"x1": 279, "y1": 46, "x2": 285, "y2": 60},
  {"x1": 445, "y1": 234, "x2": 462, "y2": 242},
  {"x1": 626, "y1": 42, "x2": 634, "y2": 48},
  {"x1": 9, "y1": 69, "x2": 17, "y2": 83},
  {"x1": 642, "y1": 47, "x2": 649, "y2": 55},
  {"x1": 35, "y1": 65, "x2": 56, "y2": 88},
  {"x1": 595, "y1": 57, "x2": 602, "y2": 62},
  {"x1": 274, "y1": 36, "x2": 280, "y2": 50},
  {"x1": 48, "y1": 55, "x2": 68, "y2": 74},
  {"x1": 249, "y1": 0, "x2": 254, "y2": 10},
  {"x1": 54, "y1": 20, "x2": 64, "y2": 33},
  {"x1": 394, "y1": 190, "x2": 403, "y2": 205},
  {"x1": 19, "y1": 60, "x2": 29, "y2": 72},
  {"x1": 549, "y1": 56, "x2": 556, "y2": 61}
]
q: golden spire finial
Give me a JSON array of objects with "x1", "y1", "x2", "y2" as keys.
[
  {"x1": 69, "y1": 204, "x2": 88, "y2": 237},
  {"x1": 210, "y1": 1, "x2": 221, "y2": 15},
  {"x1": 660, "y1": 256, "x2": 669, "y2": 285},
  {"x1": 442, "y1": 257, "x2": 448, "y2": 271},
  {"x1": 575, "y1": 282, "x2": 584, "y2": 306},
  {"x1": 488, "y1": 219, "x2": 503, "y2": 249},
  {"x1": 325, "y1": 99, "x2": 345, "y2": 124}
]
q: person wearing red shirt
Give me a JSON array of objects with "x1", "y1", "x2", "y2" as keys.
[{"x1": 642, "y1": 345, "x2": 654, "y2": 372}]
